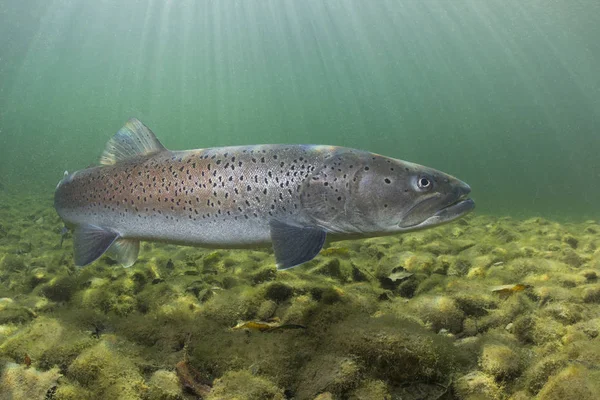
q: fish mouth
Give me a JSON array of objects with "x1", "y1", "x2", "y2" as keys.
[
  {"x1": 435, "y1": 195, "x2": 475, "y2": 220},
  {"x1": 398, "y1": 194, "x2": 475, "y2": 231}
]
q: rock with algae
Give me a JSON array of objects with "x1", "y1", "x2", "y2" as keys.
[
  {"x1": 331, "y1": 314, "x2": 459, "y2": 384},
  {"x1": 537, "y1": 365, "x2": 600, "y2": 400},
  {"x1": 478, "y1": 343, "x2": 523, "y2": 380},
  {"x1": 0, "y1": 362, "x2": 61, "y2": 400},
  {"x1": 454, "y1": 370, "x2": 503, "y2": 400},
  {"x1": 295, "y1": 354, "x2": 361, "y2": 399},
  {"x1": 146, "y1": 369, "x2": 184, "y2": 400},
  {"x1": 67, "y1": 337, "x2": 145, "y2": 399},
  {"x1": 205, "y1": 369, "x2": 285, "y2": 400},
  {"x1": 347, "y1": 379, "x2": 390, "y2": 400},
  {"x1": 408, "y1": 295, "x2": 465, "y2": 333}
]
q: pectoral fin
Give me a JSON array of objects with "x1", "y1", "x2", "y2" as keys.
[
  {"x1": 270, "y1": 220, "x2": 326, "y2": 270},
  {"x1": 109, "y1": 238, "x2": 140, "y2": 268},
  {"x1": 73, "y1": 224, "x2": 119, "y2": 267}
]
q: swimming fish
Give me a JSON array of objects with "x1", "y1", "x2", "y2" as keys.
[{"x1": 54, "y1": 118, "x2": 474, "y2": 269}]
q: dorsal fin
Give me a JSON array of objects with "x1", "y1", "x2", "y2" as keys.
[{"x1": 100, "y1": 118, "x2": 166, "y2": 165}]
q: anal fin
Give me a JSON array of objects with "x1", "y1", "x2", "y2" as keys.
[
  {"x1": 73, "y1": 224, "x2": 119, "y2": 267},
  {"x1": 109, "y1": 238, "x2": 140, "y2": 268},
  {"x1": 270, "y1": 220, "x2": 327, "y2": 270}
]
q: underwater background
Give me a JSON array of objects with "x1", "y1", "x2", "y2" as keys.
[
  {"x1": 1, "y1": 1, "x2": 600, "y2": 400},
  {"x1": 1, "y1": 0, "x2": 599, "y2": 219}
]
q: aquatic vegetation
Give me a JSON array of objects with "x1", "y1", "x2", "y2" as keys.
[
  {"x1": 67, "y1": 338, "x2": 145, "y2": 399},
  {"x1": 0, "y1": 362, "x2": 61, "y2": 400},
  {"x1": 0, "y1": 193, "x2": 599, "y2": 398},
  {"x1": 206, "y1": 370, "x2": 285, "y2": 400},
  {"x1": 536, "y1": 365, "x2": 600, "y2": 400},
  {"x1": 479, "y1": 343, "x2": 523, "y2": 380},
  {"x1": 454, "y1": 370, "x2": 503, "y2": 400},
  {"x1": 146, "y1": 370, "x2": 183, "y2": 400}
]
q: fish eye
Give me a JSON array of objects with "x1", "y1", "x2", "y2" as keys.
[{"x1": 417, "y1": 177, "x2": 432, "y2": 189}]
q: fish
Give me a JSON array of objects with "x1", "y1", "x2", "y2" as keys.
[{"x1": 54, "y1": 118, "x2": 474, "y2": 269}]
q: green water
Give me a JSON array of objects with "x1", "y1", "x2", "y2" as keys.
[{"x1": 1, "y1": 0, "x2": 599, "y2": 220}]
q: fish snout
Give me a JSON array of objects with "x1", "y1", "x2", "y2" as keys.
[{"x1": 455, "y1": 180, "x2": 471, "y2": 199}]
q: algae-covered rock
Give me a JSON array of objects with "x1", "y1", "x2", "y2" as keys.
[
  {"x1": 52, "y1": 380, "x2": 94, "y2": 400},
  {"x1": 0, "y1": 254, "x2": 26, "y2": 272},
  {"x1": 67, "y1": 338, "x2": 145, "y2": 399},
  {"x1": 0, "y1": 362, "x2": 61, "y2": 400},
  {"x1": 206, "y1": 370, "x2": 285, "y2": 400},
  {"x1": 537, "y1": 365, "x2": 600, "y2": 400},
  {"x1": 581, "y1": 285, "x2": 600, "y2": 303},
  {"x1": 454, "y1": 370, "x2": 503, "y2": 400},
  {"x1": 281, "y1": 294, "x2": 317, "y2": 324},
  {"x1": 332, "y1": 315, "x2": 459, "y2": 383},
  {"x1": 256, "y1": 300, "x2": 278, "y2": 320},
  {"x1": 0, "y1": 316, "x2": 67, "y2": 362},
  {"x1": 479, "y1": 344, "x2": 523, "y2": 380},
  {"x1": 524, "y1": 354, "x2": 568, "y2": 394},
  {"x1": 146, "y1": 370, "x2": 183, "y2": 400},
  {"x1": 543, "y1": 302, "x2": 583, "y2": 324},
  {"x1": 311, "y1": 286, "x2": 344, "y2": 304},
  {"x1": 408, "y1": 295, "x2": 465, "y2": 333},
  {"x1": 347, "y1": 379, "x2": 390, "y2": 400},
  {"x1": 40, "y1": 275, "x2": 78, "y2": 302},
  {"x1": 0, "y1": 298, "x2": 35, "y2": 324},
  {"x1": 295, "y1": 355, "x2": 360, "y2": 399},
  {"x1": 264, "y1": 281, "x2": 294, "y2": 303}
]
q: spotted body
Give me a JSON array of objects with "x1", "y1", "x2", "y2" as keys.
[{"x1": 55, "y1": 119, "x2": 474, "y2": 269}]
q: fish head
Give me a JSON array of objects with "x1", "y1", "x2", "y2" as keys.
[{"x1": 346, "y1": 155, "x2": 475, "y2": 234}]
